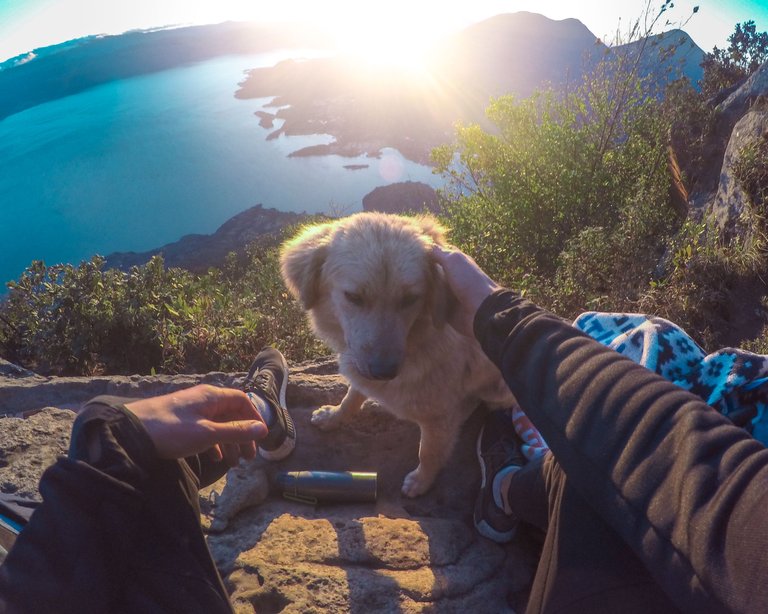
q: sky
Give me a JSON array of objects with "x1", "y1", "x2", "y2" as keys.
[{"x1": 1, "y1": 0, "x2": 767, "y2": 64}]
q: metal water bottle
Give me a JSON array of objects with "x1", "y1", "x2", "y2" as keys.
[{"x1": 273, "y1": 471, "x2": 377, "y2": 504}]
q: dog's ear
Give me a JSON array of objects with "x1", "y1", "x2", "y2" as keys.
[
  {"x1": 280, "y1": 223, "x2": 334, "y2": 310},
  {"x1": 414, "y1": 215, "x2": 447, "y2": 246},
  {"x1": 417, "y1": 215, "x2": 453, "y2": 328},
  {"x1": 426, "y1": 258, "x2": 458, "y2": 329}
]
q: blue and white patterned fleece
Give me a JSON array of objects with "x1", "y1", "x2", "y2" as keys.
[
  {"x1": 513, "y1": 312, "x2": 768, "y2": 458},
  {"x1": 574, "y1": 312, "x2": 768, "y2": 445}
]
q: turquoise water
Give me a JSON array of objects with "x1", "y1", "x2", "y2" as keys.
[{"x1": 0, "y1": 52, "x2": 441, "y2": 287}]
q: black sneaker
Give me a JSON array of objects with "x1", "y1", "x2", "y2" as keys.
[
  {"x1": 243, "y1": 347, "x2": 296, "y2": 461},
  {"x1": 474, "y1": 408, "x2": 527, "y2": 543}
]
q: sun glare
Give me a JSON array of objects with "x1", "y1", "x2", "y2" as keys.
[
  {"x1": 325, "y1": 11, "x2": 439, "y2": 73},
  {"x1": 336, "y1": 29, "x2": 430, "y2": 72}
]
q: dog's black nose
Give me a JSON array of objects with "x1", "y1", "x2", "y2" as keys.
[{"x1": 368, "y1": 359, "x2": 400, "y2": 380}]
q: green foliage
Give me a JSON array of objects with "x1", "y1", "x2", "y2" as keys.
[
  {"x1": 432, "y1": 4, "x2": 768, "y2": 339},
  {"x1": 0, "y1": 241, "x2": 327, "y2": 376},
  {"x1": 664, "y1": 77, "x2": 718, "y2": 187},
  {"x1": 433, "y1": 35, "x2": 681, "y2": 315},
  {"x1": 733, "y1": 133, "x2": 768, "y2": 214},
  {"x1": 700, "y1": 20, "x2": 768, "y2": 98},
  {"x1": 637, "y1": 215, "x2": 767, "y2": 350}
]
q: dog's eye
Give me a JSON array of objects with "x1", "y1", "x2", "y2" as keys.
[
  {"x1": 344, "y1": 291, "x2": 364, "y2": 306},
  {"x1": 400, "y1": 293, "x2": 420, "y2": 309}
]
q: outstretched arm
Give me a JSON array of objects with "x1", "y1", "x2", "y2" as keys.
[
  {"x1": 434, "y1": 245, "x2": 768, "y2": 613},
  {"x1": 124, "y1": 384, "x2": 267, "y2": 464}
]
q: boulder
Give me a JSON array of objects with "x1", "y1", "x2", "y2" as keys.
[
  {"x1": 707, "y1": 106, "x2": 768, "y2": 237},
  {"x1": 0, "y1": 361, "x2": 538, "y2": 612},
  {"x1": 103, "y1": 205, "x2": 307, "y2": 272},
  {"x1": 0, "y1": 407, "x2": 74, "y2": 499},
  {"x1": 362, "y1": 181, "x2": 440, "y2": 215},
  {"x1": 695, "y1": 60, "x2": 768, "y2": 234},
  {"x1": 717, "y1": 60, "x2": 768, "y2": 128}
]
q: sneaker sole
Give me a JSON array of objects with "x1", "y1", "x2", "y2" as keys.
[
  {"x1": 475, "y1": 517, "x2": 517, "y2": 543},
  {"x1": 258, "y1": 351, "x2": 295, "y2": 461},
  {"x1": 474, "y1": 422, "x2": 517, "y2": 544},
  {"x1": 258, "y1": 415, "x2": 295, "y2": 460},
  {"x1": 476, "y1": 424, "x2": 489, "y2": 488}
]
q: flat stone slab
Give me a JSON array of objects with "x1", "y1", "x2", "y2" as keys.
[{"x1": 0, "y1": 362, "x2": 538, "y2": 611}]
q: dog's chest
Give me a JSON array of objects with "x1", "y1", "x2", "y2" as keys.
[
  {"x1": 344, "y1": 351, "x2": 484, "y2": 420},
  {"x1": 354, "y1": 379, "x2": 444, "y2": 421}
]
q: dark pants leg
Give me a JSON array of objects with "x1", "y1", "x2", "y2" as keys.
[
  {"x1": 0, "y1": 407, "x2": 235, "y2": 613},
  {"x1": 506, "y1": 452, "x2": 680, "y2": 614}
]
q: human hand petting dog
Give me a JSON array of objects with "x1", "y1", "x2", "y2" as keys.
[
  {"x1": 432, "y1": 245, "x2": 502, "y2": 337},
  {"x1": 125, "y1": 384, "x2": 268, "y2": 465}
]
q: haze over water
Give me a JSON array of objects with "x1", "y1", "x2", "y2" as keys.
[{"x1": 0, "y1": 51, "x2": 440, "y2": 287}]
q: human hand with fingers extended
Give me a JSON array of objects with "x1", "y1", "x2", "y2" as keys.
[
  {"x1": 125, "y1": 384, "x2": 268, "y2": 465},
  {"x1": 432, "y1": 245, "x2": 503, "y2": 336}
]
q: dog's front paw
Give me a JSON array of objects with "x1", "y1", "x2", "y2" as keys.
[
  {"x1": 401, "y1": 467, "x2": 434, "y2": 498},
  {"x1": 310, "y1": 404, "x2": 346, "y2": 431}
]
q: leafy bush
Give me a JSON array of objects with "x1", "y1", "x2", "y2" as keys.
[
  {"x1": 430, "y1": 9, "x2": 768, "y2": 341},
  {"x1": 432, "y1": 50, "x2": 682, "y2": 315},
  {"x1": 733, "y1": 133, "x2": 768, "y2": 214},
  {"x1": 700, "y1": 20, "x2": 768, "y2": 98},
  {"x1": 665, "y1": 77, "x2": 719, "y2": 193},
  {"x1": 0, "y1": 239, "x2": 328, "y2": 376},
  {"x1": 636, "y1": 213, "x2": 768, "y2": 350}
]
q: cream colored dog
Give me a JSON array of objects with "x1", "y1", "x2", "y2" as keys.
[{"x1": 280, "y1": 212, "x2": 513, "y2": 497}]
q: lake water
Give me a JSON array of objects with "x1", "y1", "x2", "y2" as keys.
[{"x1": 0, "y1": 51, "x2": 442, "y2": 287}]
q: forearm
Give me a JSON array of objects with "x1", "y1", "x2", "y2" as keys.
[{"x1": 475, "y1": 290, "x2": 768, "y2": 613}]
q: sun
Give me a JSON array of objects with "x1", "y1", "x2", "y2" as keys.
[
  {"x1": 323, "y1": 8, "x2": 441, "y2": 73},
  {"x1": 334, "y1": 28, "x2": 431, "y2": 72}
]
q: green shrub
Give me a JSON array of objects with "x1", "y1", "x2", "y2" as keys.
[
  {"x1": 433, "y1": 66, "x2": 681, "y2": 315},
  {"x1": 700, "y1": 20, "x2": 768, "y2": 98},
  {"x1": 637, "y1": 215, "x2": 768, "y2": 350},
  {"x1": 0, "y1": 240, "x2": 328, "y2": 376},
  {"x1": 733, "y1": 133, "x2": 768, "y2": 215}
]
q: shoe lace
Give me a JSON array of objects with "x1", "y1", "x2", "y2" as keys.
[
  {"x1": 484, "y1": 438, "x2": 520, "y2": 469},
  {"x1": 244, "y1": 369, "x2": 272, "y2": 395}
]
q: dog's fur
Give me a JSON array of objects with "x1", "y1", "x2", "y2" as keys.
[{"x1": 280, "y1": 212, "x2": 513, "y2": 497}]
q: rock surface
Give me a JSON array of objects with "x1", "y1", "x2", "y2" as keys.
[
  {"x1": 103, "y1": 205, "x2": 307, "y2": 273},
  {"x1": 0, "y1": 360, "x2": 537, "y2": 612},
  {"x1": 707, "y1": 106, "x2": 768, "y2": 235},
  {"x1": 362, "y1": 181, "x2": 440, "y2": 215},
  {"x1": 694, "y1": 60, "x2": 768, "y2": 236}
]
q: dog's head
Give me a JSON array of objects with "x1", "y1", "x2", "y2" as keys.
[{"x1": 280, "y1": 212, "x2": 454, "y2": 381}]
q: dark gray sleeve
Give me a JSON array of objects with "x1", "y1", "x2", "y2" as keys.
[
  {"x1": 0, "y1": 397, "x2": 233, "y2": 614},
  {"x1": 474, "y1": 289, "x2": 768, "y2": 614},
  {"x1": 0, "y1": 400, "x2": 155, "y2": 613}
]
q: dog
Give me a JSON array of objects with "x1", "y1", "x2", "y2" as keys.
[{"x1": 280, "y1": 212, "x2": 514, "y2": 497}]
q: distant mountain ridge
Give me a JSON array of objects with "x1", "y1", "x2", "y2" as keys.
[
  {"x1": 431, "y1": 12, "x2": 604, "y2": 100},
  {"x1": 0, "y1": 36, "x2": 99, "y2": 71},
  {"x1": 103, "y1": 205, "x2": 305, "y2": 272},
  {"x1": 613, "y1": 28, "x2": 704, "y2": 88},
  {"x1": 0, "y1": 21, "x2": 333, "y2": 121},
  {"x1": 0, "y1": 13, "x2": 705, "y2": 124},
  {"x1": 429, "y1": 12, "x2": 704, "y2": 99},
  {"x1": 232, "y1": 13, "x2": 705, "y2": 163},
  {"x1": 103, "y1": 181, "x2": 441, "y2": 272}
]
